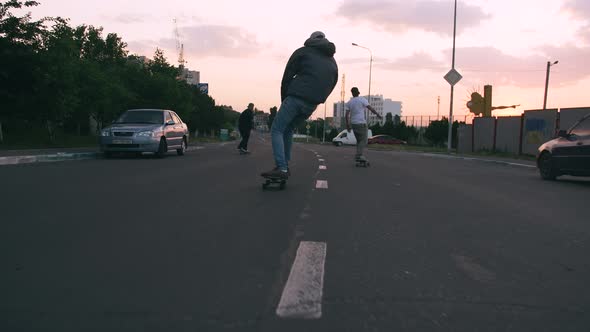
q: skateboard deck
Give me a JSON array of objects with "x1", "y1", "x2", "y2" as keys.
[
  {"x1": 261, "y1": 175, "x2": 287, "y2": 190},
  {"x1": 355, "y1": 159, "x2": 370, "y2": 167},
  {"x1": 239, "y1": 150, "x2": 251, "y2": 155}
]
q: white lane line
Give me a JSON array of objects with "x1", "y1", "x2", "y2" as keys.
[
  {"x1": 276, "y1": 241, "x2": 327, "y2": 319},
  {"x1": 315, "y1": 180, "x2": 328, "y2": 189},
  {"x1": 318, "y1": 159, "x2": 325, "y2": 162},
  {"x1": 319, "y1": 165, "x2": 327, "y2": 170}
]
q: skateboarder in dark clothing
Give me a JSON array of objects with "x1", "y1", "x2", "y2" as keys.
[
  {"x1": 237, "y1": 103, "x2": 255, "y2": 153},
  {"x1": 261, "y1": 31, "x2": 338, "y2": 179}
]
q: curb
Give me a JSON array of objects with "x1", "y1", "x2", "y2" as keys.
[
  {"x1": 420, "y1": 153, "x2": 537, "y2": 169},
  {"x1": 0, "y1": 146, "x2": 203, "y2": 166},
  {"x1": 0, "y1": 152, "x2": 100, "y2": 166}
]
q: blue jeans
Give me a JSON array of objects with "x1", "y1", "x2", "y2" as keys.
[{"x1": 271, "y1": 96, "x2": 317, "y2": 171}]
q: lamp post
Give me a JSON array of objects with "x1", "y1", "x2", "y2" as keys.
[
  {"x1": 352, "y1": 43, "x2": 373, "y2": 125},
  {"x1": 543, "y1": 60, "x2": 558, "y2": 110}
]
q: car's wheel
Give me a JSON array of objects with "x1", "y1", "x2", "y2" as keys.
[
  {"x1": 539, "y1": 152, "x2": 558, "y2": 180},
  {"x1": 336, "y1": 142, "x2": 342, "y2": 146},
  {"x1": 177, "y1": 138, "x2": 187, "y2": 156},
  {"x1": 156, "y1": 138, "x2": 167, "y2": 158}
]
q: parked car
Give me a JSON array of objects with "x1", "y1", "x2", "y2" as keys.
[
  {"x1": 537, "y1": 113, "x2": 590, "y2": 180},
  {"x1": 332, "y1": 129, "x2": 373, "y2": 146},
  {"x1": 99, "y1": 109, "x2": 189, "y2": 158},
  {"x1": 368, "y1": 134, "x2": 407, "y2": 145}
]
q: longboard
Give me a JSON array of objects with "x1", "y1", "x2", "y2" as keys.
[
  {"x1": 261, "y1": 175, "x2": 287, "y2": 190},
  {"x1": 355, "y1": 159, "x2": 370, "y2": 167}
]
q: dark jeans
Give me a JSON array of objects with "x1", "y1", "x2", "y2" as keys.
[{"x1": 238, "y1": 129, "x2": 250, "y2": 150}]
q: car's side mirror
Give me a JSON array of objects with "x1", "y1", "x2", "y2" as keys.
[{"x1": 557, "y1": 130, "x2": 568, "y2": 138}]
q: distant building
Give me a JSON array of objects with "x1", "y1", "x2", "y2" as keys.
[
  {"x1": 180, "y1": 68, "x2": 200, "y2": 86},
  {"x1": 253, "y1": 112, "x2": 269, "y2": 132},
  {"x1": 333, "y1": 94, "x2": 403, "y2": 127}
]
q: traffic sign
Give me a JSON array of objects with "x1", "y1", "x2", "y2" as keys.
[{"x1": 444, "y1": 68, "x2": 462, "y2": 86}]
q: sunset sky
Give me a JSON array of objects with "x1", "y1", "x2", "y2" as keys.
[{"x1": 28, "y1": 0, "x2": 590, "y2": 119}]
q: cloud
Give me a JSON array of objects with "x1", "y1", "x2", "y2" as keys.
[
  {"x1": 562, "y1": 0, "x2": 590, "y2": 19},
  {"x1": 335, "y1": 0, "x2": 490, "y2": 37},
  {"x1": 561, "y1": 0, "x2": 590, "y2": 42},
  {"x1": 179, "y1": 25, "x2": 262, "y2": 57},
  {"x1": 375, "y1": 52, "x2": 447, "y2": 71},
  {"x1": 127, "y1": 24, "x2": 264, "y2": 59},
  {"x1": 367, "y1": 46, "x2": 590, "y2": 88},
  {"x1": 103, "y1": 14, "x2": 150, "y2": 24},
  {"x1": 453, "y1": 46, "x2": 590, "y2": 88}
]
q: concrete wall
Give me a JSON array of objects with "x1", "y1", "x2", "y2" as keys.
[
  {"x1": 559, "y1": 107, "x2": 590, "y2": 131},
  {"x1": 495, "y1": 116, "x2": 522, "y2": 154},
  {"x1": 521, "y1": 109, "x2": 557, "y2": 155},
  {"x1": 457, "y1": 124, "x2": 472, "y2": 153},
  {"x1": 473, "y1": 117, "x2": 495, "y2": 151}
]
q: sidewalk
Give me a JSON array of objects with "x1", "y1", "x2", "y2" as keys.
[
  {"x1": 0, "y1": 147, "x2": 98, "y2": 157},
  {"x1": 0, "y1": 147, "x2": 100, "y2": 166},
  {"x1": 416, "y1": 152, "x2": 537, "y2": 168},
  {"x1": 0, "y1": 145, "x2": 203, "y2": 166}
]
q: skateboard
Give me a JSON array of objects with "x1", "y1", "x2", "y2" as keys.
[
  {"x1": 239, "y1": 150, "x2": 251, "y2": 155},
  {"x1": 355, "y1": 158, "x2": 370, "y2": 167},
  {"x1": 262, "y1": 175, "x2": 287, "y2": 190}
]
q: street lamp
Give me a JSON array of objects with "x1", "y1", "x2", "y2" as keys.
[
  {"x1": 352, "y1": 43, "x2": 373, "y2": 125},
  {"x1": 543, "y1": 60, "x2": 558, "y2": 110}
]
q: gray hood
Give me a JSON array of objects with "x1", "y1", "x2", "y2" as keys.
[{"x1": 303, "y1": 37, "x2": 336, "y2": 57}]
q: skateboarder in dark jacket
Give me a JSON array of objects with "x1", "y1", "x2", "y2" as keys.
[
  {"x1": 261, "y1": 31, "x2": 338, "y2": 178},
  {"x1": 237, "y1": 103, "x2": 255, "y2": 153}
]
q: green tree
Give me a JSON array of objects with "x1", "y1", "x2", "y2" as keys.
[
  {"x1": 424, "y1": 117, "x2": 460, "y2": 147},
  {"x1": 382, "y1": 113, "x2": 394, "y2": 136}
]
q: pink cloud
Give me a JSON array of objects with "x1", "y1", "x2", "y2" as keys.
[{"x1": 336, "y1": 0, "x2": 490, "y2": 37}]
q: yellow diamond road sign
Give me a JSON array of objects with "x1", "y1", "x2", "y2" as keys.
[{"x1": 444, "y1": 68, "x2": 462, "y2": 86}]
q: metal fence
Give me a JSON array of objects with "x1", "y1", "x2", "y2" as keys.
[{"x1": 457, "y1": 107, "x2": 590, "y2": 155}]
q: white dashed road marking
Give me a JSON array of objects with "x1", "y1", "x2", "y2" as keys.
[
  {"x1": 276, "y1": 241, "x2": 327, "y2": 319},
  {"x1": 319, "y1": 165, "x2": 327, "y2": 170},
  {"x1": 315, "y1": 180, "x2": 328, "y2": 189}
]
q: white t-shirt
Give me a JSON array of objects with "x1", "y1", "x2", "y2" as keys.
[{"x1": 346, "y1": 96, "x2": 369, "y2": 125}]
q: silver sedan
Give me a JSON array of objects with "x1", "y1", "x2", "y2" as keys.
[{"x1": 99, "y1": 109, "x2": 189, "y2": 158}]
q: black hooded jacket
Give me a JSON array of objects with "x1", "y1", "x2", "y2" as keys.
[{"x1": 280, "y1": 37, "x2": 338, "y2": 105}]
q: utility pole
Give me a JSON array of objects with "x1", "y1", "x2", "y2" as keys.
[{"x1": 437, "y1": 96, "x2": 440, "y2": 119}]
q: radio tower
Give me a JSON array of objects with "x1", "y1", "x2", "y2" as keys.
[{"x1": 173, "y1": 19, "x2": 187, "y2": 79}]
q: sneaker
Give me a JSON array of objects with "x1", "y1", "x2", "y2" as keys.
[
  {"x1": 357, "y1": 155, "x2": 367, "y2": 161},
  {"x1": 261, "y1": 167, "x2": 288, "y2": 179},
  {"x1": 240, "y1": 148, "x2": 248, "y2": 153}
]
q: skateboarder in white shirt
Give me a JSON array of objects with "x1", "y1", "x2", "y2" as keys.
[{"x1": 345, "y1": 87, "x2": 382, "y2": 162}]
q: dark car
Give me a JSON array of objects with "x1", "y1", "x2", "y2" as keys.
[
  {"x1": 537, "y1": 113, "x2": 590, "y2": 180},
  {"x1": 368, "y1": 134, "x2": 407, "y2": 145},
  {"x1": 99, "y1": 109, "x2": 189, "y2": 158}
]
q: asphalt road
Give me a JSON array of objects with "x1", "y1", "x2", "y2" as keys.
[{"x1": 1, "y1": 133, "x2": 589, "y2": 331}]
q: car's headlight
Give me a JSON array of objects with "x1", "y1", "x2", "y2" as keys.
[
  {"x1": 100, "y1": 130, "x2": 111, "y2": 137},
  {"x1": 137, "y1": 131, "x2": 154, "y2": 137}
]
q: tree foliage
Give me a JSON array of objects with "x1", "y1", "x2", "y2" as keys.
[{"x1": 0, "y1": 1, "x2": 232, "y2": 143}]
